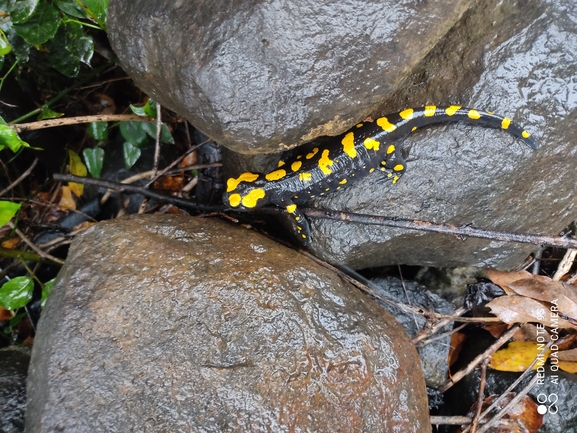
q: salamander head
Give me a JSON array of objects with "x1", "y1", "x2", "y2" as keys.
[{"x1": 222, "y1": 172, "x2": 271, "y2": 211}]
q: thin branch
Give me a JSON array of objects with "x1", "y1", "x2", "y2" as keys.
[
  {"x1": 52, "y1": 173, "x2": 223, "y2": 212},
  {"x1": 152, "y1": 102, "x2": 162, "y2": 174},
  {"x1": 6, "y1": 222, "x2": 65, "y2": 265},
  {"x1": 301, "y1": 208, "x2": 577, "y2": 249},
  {"x1": 439, "y1": 324, "x2": 521, "y2": 393},
  {"x1": 0, "y1": 157, "x2": 38, "y2": 196},
  {"x1": 10, "y1": 114, "x2": 154, "y2": 133}
]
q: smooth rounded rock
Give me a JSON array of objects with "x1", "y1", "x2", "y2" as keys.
[
  {"x1": 107, "y1": 0, "x2": 472, "y2": 154},
  {"x1": 26, "y1": 215, "x2": 430, "y2": 432}
]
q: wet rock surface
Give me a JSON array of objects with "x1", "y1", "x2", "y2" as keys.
[
  {"x1": 0, "y1": 347, "x2": 30, "y2": 433},
  {"x1": 26, "y1": 215, "x2": 430, "y2": 432},
  {"x1": 308, "y1": 0, "x2": 577, "y2": 269},
  {"x1": 371, "y1": 277, "x2": 454, "y2": 389},
  {"x1": 108, "y1": 0, "x2": 472, "y2": 153}
]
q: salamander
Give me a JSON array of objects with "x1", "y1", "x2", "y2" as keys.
[{"x1": 222, "y1": 105, "x2": 538, "y2": 244}]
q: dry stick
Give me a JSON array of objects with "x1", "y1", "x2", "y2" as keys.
[
  {"x1": 470, "y1": 359, "x2": 489, "y2": 433},
  {"x1": 7, "y1": 222, "x2": 64, "y2": 265},
  {"x1": 460, "y1": 338, "x2": 554, "y2": 433},
  {"x1": 9, "y1": 114, "x2": 155, "y2": 133},
  {"x1": 439, "y1": 324, "x2": 521, "y2": 393},
  {"x1": 412, "y1": 306, "x2": 468, "y2": 345},
  {"x1": 0, "y1": 157, "x2": 38, "y2": 196},
  {"x1": 553, "y1": 248, "x2": 577, "y2": 281},
  {"x1": 152, "y1": 102, "x2": 162, "y2": 175},
  {"x1": 430, "y1": 416, "x2": 473, "y2": 426},
  {"x1": 52, "y1": 173, "x2": 223, "y2": 212},
  {"x1": 301, "y1": 208, "x2": 577, "y2": 249}
]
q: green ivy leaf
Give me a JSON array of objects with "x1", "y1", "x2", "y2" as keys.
[
  {"x1": 81, "y1": 0, "x2": 108, "y2": 29},
  {"x1": 130, "y1": 99, "x2": 156, "y2": 118},
  {"x1": 123, "y1": 141, "x2": 141, "y2": 169},
  {"x1": 38, "y1": 105, "x2": 64, "y2": 120},
  {"x1": 13, "y1": 1, "x2": 61, "y2": 46},
  {"x1": 87, "y1": 121, "x2": 108, "y2": 140},
  {"x1": 120, "y1": 121, "x2": 148, "y2": 147},
  {"x1": 41, "y1": 278, "x2": 54, "y2": 308},
  {"x1": 45, "y1": 21, "x2": 93, "y2": 77},
  {"x1": 0, "y1": 276, "x2": 34, "y2": 310},
  {"x1": 0, "y1": 30, "x2": 12, "y2": 56},
  {"x1": 161, "y1": 124, "x2": 174, "y2": 144},
  {"x1": 8, "y1": 0, "x2": 40, "y2": 24},
  {"x1": 82, "y1": 147, "x2": 104, "y2": 178},
  {"x1": 0, "y1": 124, "x2": 31, "y2": 152},
  {"x1": 54, "y1": 0, "x2": 87, "y2": 19},
  {"x1": 0, "y1": 201, "x2": 21, "y2": 227}
]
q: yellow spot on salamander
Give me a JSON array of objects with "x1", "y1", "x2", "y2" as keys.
[
  {"x1": 369, "y1": 168, "x2": 375, "y2": 173},
  {"x1": 392, "y1": 176, "x2": 400, "y2": 184},
  {"x1": 468, "y1": 109, "x2": 481, "y2": 120},
  {"x1": 445, "y1": 105, "x2": 461, "y2": 116},
  {"x1": 376, "y1": 116, "x2": 397, "y2": 133},
  {"x1": 277, "y1": 160, "x2": 285, "y2": 167},
  {"x1": 356, "y1": 123, "x2": 363, "y2": 128},
  {"x1": 386, "y1": 144, "x2": 395, "y2": 154},
  {"x1": 291, "y1": 160, "x2": 302, "y2": 172},
  {"x1": 226, "y1": 172, "x2": 259, "y2": 192},
  {"x1": 412, "y1": 126, "x2": 417, "y2": 132},
  {"x1": 318, "y1": 149, "x2": 333, "y2": 175},
  {"x1": 306, "y1": 148, "x2": 319, "y2": 159},
  {"x1": 265, "y1": 169, "x2": 286, "y2": 181},
  {"x1": 363, "y1": 137, "x2": 380, "y2": 151},
  {"x1": 424, "y1": 106, "x2": 437, "y2": 117},
  {"x1": 502, "y1": 117, "x2": 512, "y2": 129},
  {"x1": 339, "y1": 179, "x2": 347, "y2": 185},
  {"x1": 241, "y1": 189, "x2": 266, "y2": 208},
  {"x1": 342, "y1": 132, "x2": 357, "y2": 158},
  {"x1": 400, "y1": 108, "x2": 414, "y2": 120},
  {"x1": 299, "y1": 172, "x2": 312, "y2": 182},
  {"x1": 394, "y1": 164, "x2": 404, "y2": 172},
  {"x1": 286, "y1": 204, "x2": 297, "y2": 214},
  {"x1": 522, "y1": 131, "x2": 531, "y2": 139},
  {"x1": 228, "y1": 193, "x2": 241, "y2": 207}
]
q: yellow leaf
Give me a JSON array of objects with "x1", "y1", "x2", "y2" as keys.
[
  {"x1": 558, "y1": 360, "x2": 577, "y2": 373},
  {"x1": 59, "y1": 186, "x2": 77, "y2": 211},
  {"x1": 489, "y1": 341, "x2": 551, "y2": 372},
  {"x1": 68, "y1": 149, "x2": 87, "y2": 197}
]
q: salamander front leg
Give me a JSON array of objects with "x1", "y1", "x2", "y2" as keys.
[{"x1": 285, "y1": 203, "x2": 311, "y2": 245}]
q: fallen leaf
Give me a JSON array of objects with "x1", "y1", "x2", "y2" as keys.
[
  {"x1": 557, "y1": 347, "x2": 577, "y2": 362},
  {"x1": 486, "y1": 295, "x2": 576, "y2": 329},
  {"x1": 1, "y1": 237, "x2": 20, "y2": 249},
  {"x1": 558, "y1": 360, "x2": 577, "y2": 373},
  {"x1": 508, "y1": 278, "x2": 577, "y2": 320},
  {"x1": 489, "y1": 341, "x2": 550, "y2": 372},
  {"x1": 59, "y1": 186, "x2": 77, "y2": 211},
  {"x1": 459, "y1": 393, "x2": 542, "y2": 433},
  {"x1": 484, "y1": 269, "x2": 534, "y2": 295}
]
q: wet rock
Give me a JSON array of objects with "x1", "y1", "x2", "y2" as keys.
[
  {"x1": 0, "y1": 346, "x2": 30, "y2": 433},
  {"x1": 26, "y1": 215, "x2": 430, "y2": 432},
  {"x1": 107, "y1": 0, "x2": 472, "y2": 153},
  {"x1": 371, "y1": 277, "x2": 454, "y2": 388},
  {"x1": 308, "y1": 0, "x2": 577, "y2": 269}
]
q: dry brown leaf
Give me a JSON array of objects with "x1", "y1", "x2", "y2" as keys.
[
  {"x1": 557, "y1": 347, "x2": 577, "y2": 362},
  {"x1": 508, "y1": 278, "x2": 577, "y2": 320},
  {"x1": 484, "y1": 269, "x2": 534, "y2": 295},
  {"x1": 486, "y1": 295, "x2": 577, "y2": 329},
  {"x1": 1, "y1": 237, "x2": 20, "y2": 249},
  {"x1": 459, "y1": 393, "x2": 542, "y2": 433},
  {"x1": 58, "y1": 186, "x2": 77, "y2": 211}
]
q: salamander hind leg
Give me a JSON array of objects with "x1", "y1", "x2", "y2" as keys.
[
  {"x1": 378, "y1": 143, "x2": 407, "y2": 185},
  {"x1": 285, "y1": 203, "x2": 312, "y2": 245}
]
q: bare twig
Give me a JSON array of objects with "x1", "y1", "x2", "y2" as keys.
[
  {"x1": 439, "y1": 324, "x2": 521, "y2": 393},
  {"x1": 0, "y1": 157, "x2": 38, "y2": 197},
  {"x1": 301, "y1": 208, "x2": 577, "y2": 249},
  {"x1": 152, "y1": 102, "x2": 162, "y2": 175},
  {"x1": 553, "y1": 248, "x2": 577, "y2": 281},
  {"x1": 9, "y1": 114, "x2": 154, "y2": 133},
  {"x1": 6, "y1": 222, "x2": 64, "y2": 265}
]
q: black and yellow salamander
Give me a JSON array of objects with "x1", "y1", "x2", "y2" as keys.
[{"x1": 222, "y1": 105, "x2": 538, "y2": 244}]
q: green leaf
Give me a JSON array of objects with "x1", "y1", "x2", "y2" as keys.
[
  {"x1": 81, "y1": 0, "x2": 108, "y2": 29},
  {"x1": 123, "y1": 141, "x2": 140, "y2": 169},
  {"x1": 130, "y1": 99, "x2": 156, "y2": 118},
  {"x1": 82, "y1": 147, "x2": 104, "y2": 177},
  {"x1": 0, "y1": 30, "x2": 12, "y2": 56},
  {"x1": 0, "y1": 200, "x2": 21, "y2": 227},
  {"x1": 13, "y1": 1, "x2": 61, "y2": 46},
  {"x1": 54, "y1": 0, "x2": 87, "y2": 19},
  {"x1": 38, "y1": 105, "x2": 64, "y2": 120},
  {"x1": 161, "y1": 124, "x2": 174, "y2": 144},
  {"x1": 41, "y1": 278, "x2": 54, "y2": 308},
  {"x1": 8, "y1": 0, "x2": 39, "y2": 24},
  {"x1": 45, "y1": 21, "x2": 93, "y2": 77},
  {"x1": 0, "y1": 124, "x2": 31, "y2": 152},
  {"x1": 119, "y1": 121, "x2": 148, "y2": 147},
  {"x1": 0, "y1": 276, "x2": 34, "y2": 310},
  {"x1": 87, "y1": 121, "x2": 108, "y2": 140}
]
